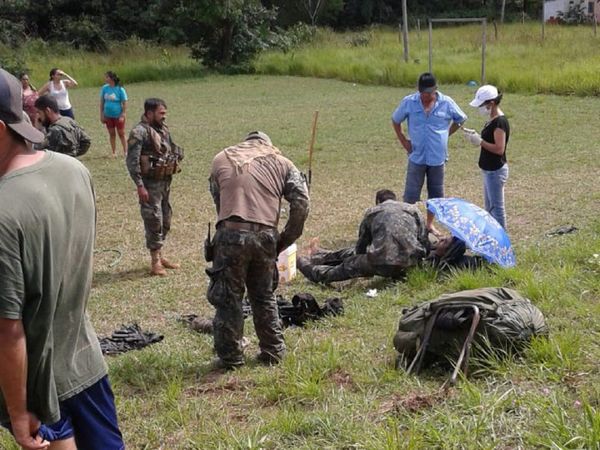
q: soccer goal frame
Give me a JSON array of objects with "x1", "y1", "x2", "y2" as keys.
[{"x1": 428, "y1": 18, "x2": 487, "y2": 85}]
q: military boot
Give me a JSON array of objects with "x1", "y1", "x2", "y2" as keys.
[
  {"x1": 160, "y1": 254, "x2": 180, "y2": 270},
  {"x1": 150, "y1": 250, "x2": 167, "y2": 276}
]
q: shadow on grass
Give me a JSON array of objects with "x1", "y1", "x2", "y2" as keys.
[{"x1": 93, "y1": 267, "x2": 149, "y2": 287}]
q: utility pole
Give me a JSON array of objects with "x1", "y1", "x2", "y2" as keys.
[{"x1": 402, "y1": 0, "x2": 409, "y2": 62}]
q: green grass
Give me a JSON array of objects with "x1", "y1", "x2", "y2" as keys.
[
  {"x1": 0, "y1": 75, "x2": 599, "y2": 449},
  {"x1": 4, "y1": 38, "x2": 203, "y2": 88},
  {"x1": 254, "y1": 23, "x2": 600, "y2": 95}
]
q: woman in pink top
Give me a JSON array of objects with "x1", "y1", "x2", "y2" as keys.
[
  {"x1": 38, "y1": 68, "x2": 78, "y2": 118},
  {"x1": 19, "y1": 72, "x2": 40, "y2": 128}
]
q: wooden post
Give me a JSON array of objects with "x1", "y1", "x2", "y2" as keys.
[
  {"x1": 402, "y1": 0, "x2": 409, "y2": 62},
  {"x1": 428, "y1": 19, "x2": 433, "y2": 73},
  {"x1": 307, "y1": 110, "x2": 319, "y2": 188},
  {"x1": 417, "y1": 19, "x2": 421, "y2": 39},
  {"x1": 501, "y1": 0, "x2": 506, "y2": 23}
]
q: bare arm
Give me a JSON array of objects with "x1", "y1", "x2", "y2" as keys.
[
  {"x1": 449, "y1": 122, "x2": 462, "y2": 136},
  {"x1": 0, "y1": 319, "x2": 48, "y2": 450},
  {"x1": 37, "y1": 82, "x2": 50, "y2": 97},
  {"x1": 120, "y1": 100, "x2": 127, "y2": 119},
  {"x1": 481, "y1": 128, "x2": 506, "y2": 156},
  {"x1": 100, "y1": 97, "x2": 105, "y2": 123},
  {"x1": 392, "y1": 121, "x2": 412, "y2": 153},
  {"x1": 60, "y1": 71, "x2": 78, "y2": 88}
]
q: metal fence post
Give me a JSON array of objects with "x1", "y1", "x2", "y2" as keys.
[
  {"x1": 482, "y1": 18, "x2": 487, "y2": 84},
  {"x1": 428, "y1": 19, "x2": 433, "y2": 73}
]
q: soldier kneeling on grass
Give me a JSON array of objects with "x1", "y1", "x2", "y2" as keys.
[
  {"x1": 296, "y1": 189, "x2": 483, "y2": 284},
  {"x1": 34, "y1": 95, "x2": 91, "y2": 158}
]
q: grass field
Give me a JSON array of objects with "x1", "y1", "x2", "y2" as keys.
[
  {"x1": 255, "y1": 23, "x2": 600, "y2": 96},
  {"x1": 0, "y1": 75, "x2": 599, "y2": 449}
]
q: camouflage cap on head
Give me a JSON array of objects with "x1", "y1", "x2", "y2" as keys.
[
  {"x1": 0, "y1": 68, "x2": 44, "y2": 144},
  {"x1": 245, "y1": 131, "x2": 272, "y2": 146}
]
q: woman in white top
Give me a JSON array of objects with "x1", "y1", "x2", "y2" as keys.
[{"x1": 38, "y1": 68, "x2": 78, "y2": 118}]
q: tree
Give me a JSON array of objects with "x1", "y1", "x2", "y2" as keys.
[
  {"x1": 171, "y1": 0, "x2": 278, "y2": 69},
  {"x1": 302, "y1": 0, "x2": 324, "y2": 26}
]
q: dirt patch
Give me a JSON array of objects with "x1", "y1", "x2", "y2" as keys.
[
  {"x1": 185, "y1": 376, "x2": 256, "y2": 397},
  {"x1": 378, "y1": 390, "x2": 448, "y2": 416},
  {"x1": 330, "y1": 369, "x2": 355, "y2": 390}
]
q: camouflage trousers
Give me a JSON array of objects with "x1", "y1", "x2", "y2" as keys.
[
  {"x1": 297, "y1": 246, "x2": 405, "y2": 284},
  {"x1": 140, "y1": 178, "x2": 172, "y2": 250},
  {"x1": 206, "y1": 227, "x2": 284, "y2": 366}
]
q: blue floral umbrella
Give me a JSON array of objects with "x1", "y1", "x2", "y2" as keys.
[{"x1": 427, "y1": 197, "x2": 516, "y2": 268}]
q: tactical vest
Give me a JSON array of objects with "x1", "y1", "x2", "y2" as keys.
[{"x1": 139, "y1": 123, "x2": 183, "y2": 180}]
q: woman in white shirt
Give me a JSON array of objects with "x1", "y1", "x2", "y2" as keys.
[{"x1": 38, "y1": 68, "x2": 78, "y2": 118}]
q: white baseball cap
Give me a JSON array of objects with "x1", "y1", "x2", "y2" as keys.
[{"x1": 469, "y1": 85, "x2": 499, "y2": 107}]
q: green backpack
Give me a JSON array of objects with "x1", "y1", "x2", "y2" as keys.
[{"x1": 394, "y1": 287, "x2": 548, "y2": 372}]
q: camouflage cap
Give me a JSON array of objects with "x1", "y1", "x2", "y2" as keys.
[
  {"x1": 0, "y1": 68, "x2": 44, "y2": 143},
  {"x1": 245, "y1": 131, "x2": 272, "y2": 146}
]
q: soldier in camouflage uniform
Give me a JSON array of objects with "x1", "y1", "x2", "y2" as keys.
[
  {"x1": 297, "y1": 189, "x2": 430, "y2": 283},
  {"x1": 126, "y1": 98, "x2": 184, "y2": 276},
  {"x1": 207, "y1": 131, "x2": 309, "y2": 369},
  {"x1": 35, "y1": 95, "x2": 91, "y2": 157}
]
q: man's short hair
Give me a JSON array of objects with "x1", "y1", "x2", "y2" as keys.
[
  {"x1": 144, "y1": 98, "x2": 167, "y2": 114},
  {"x1": 375, "y1": 189, "x2": 397, "y2": 204},
  {"x1": 35, "y1": 95, "x2": 59, "y2": 113}
]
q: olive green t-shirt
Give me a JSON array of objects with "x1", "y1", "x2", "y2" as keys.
[{"x1": 0, "y1": 151, "x2": 107, "y2": 424}]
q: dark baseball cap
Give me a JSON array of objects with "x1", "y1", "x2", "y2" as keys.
[
  {"x1": 0, "y1": 68, "x2": 44, "y2": 144},
  {"x1": 418, "y1": 72, "x2": 437, "y2": 93}
]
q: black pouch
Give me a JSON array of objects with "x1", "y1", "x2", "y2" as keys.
[
  {"x1": 204, "y1": 237, "x2": 214, "y2": 262},
  {"x1": 205, "y1": 266, "x2": 224, "y2": 306}
]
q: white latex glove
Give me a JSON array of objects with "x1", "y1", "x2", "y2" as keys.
[{"x1": 462, "y1": 128, "x2": 482, "y2": 146}]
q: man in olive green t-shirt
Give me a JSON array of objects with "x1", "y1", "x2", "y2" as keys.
[{"x1": 0, "y1": 69, "x2": 124, "y2": 450}]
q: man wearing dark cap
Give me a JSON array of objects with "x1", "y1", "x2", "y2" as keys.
[
  {"x1": 0, "y1": 69, "x2": 124, "y2": 449},
  {"x1": 207, "y1": 131, "x2": 310, "y2": 369},
  {"x1": 392, "y1": 72, "x2": 467, "y2": 235}
]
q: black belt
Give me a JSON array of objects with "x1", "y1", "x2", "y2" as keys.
[{"x1": 219, "y1": 220, "x2": 275, "y2": 232}]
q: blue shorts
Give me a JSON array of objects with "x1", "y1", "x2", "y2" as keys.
[
  {"x1": 3, "y1": 376, "x2": 124, "y2": 450},
  {"x1": 403, "y1": 161, "x2": 445, "y2": 203},
  {"x1": 59, "y1": 108, "x2": 74, "y2": 119}
]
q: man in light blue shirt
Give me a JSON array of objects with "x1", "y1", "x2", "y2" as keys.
[{"x1": 392, "y1": 73, "x2": 467, "y2": 234}]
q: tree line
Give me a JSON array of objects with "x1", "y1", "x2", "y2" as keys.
[{"x1": 1, "y1": 0, "x2": 543, "y2": 69}]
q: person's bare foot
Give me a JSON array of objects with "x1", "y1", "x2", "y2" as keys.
[
  {"x1": 308, "y1": 237, "x2": 321, "y2": 256},
  {"x1": 299, "y1": 237, "x2": 321, "y2": 257}
]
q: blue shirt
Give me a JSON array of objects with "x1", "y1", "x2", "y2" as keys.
[
  {"x1": 100, "y1": 84, "x2": 128, "y2": 118},
  {"x1": 392, "y1": 91, "x2": 467, "y2": 166}
]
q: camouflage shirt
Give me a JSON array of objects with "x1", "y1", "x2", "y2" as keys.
[
  {"x1": 355, "y1": 200, "x2": 429, "y2": 268},
  {"x1": 42, "y1": 116, "x2": 91, "y2": 158},
  {"x1": 126, "y1": 117, "x2": 181, "y2": 187}
]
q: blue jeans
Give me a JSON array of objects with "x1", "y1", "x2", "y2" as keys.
[
  {"x1": 403, "y1": 161, "x2": 445, "y2": 204},
  {"x1": 482, "y1": 164, "x2": 509, "y2": 229}
]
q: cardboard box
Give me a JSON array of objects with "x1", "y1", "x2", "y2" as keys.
[{"x1": 277, "y1": 243, "x2": 297, "y2": 283}]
